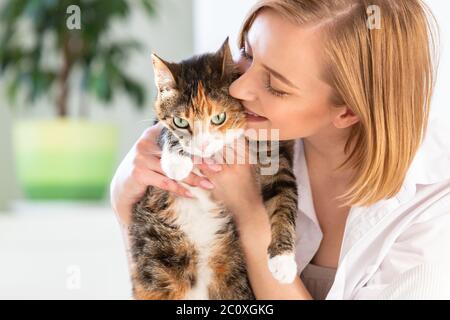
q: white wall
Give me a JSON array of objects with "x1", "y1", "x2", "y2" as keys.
[
  {"x1": 424, "y1": 0, "x2": 450, "y2": 123},
  {"x1": 193, "y1": 0, "x2": 257, "y2": 56},
  {"x1": 0, "y1": 106, "x2": 15, "y2": 210}
]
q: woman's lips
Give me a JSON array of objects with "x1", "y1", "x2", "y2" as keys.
[{"x1": 244, "y1": 108, "x2": 268, "y2": 122}]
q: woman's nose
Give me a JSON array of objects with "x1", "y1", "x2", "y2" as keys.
[
  {"x1": 234, "y1": 56, "x2": 250, "y2": 74},
  {"x1": 229, "y1": 62, "x2": 257, "y2": 101}
]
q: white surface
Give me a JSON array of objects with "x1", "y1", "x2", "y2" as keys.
[
  {"x1": 0, "y1": 202, "x2": 132, "y2": 299},
  {"x1": 425, "y1": 0, "x2": 450, "y2": 123},
  {"x1": 193, "y1": 0, "x2": 257, "y2": 56}
]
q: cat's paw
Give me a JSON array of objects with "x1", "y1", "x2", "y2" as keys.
[
  {"x1": 267, "y1": 253, "x2": 298, "y2": 284},
  {"x1": 161, "y1": 152, "x2": 193, "y2": 181}
]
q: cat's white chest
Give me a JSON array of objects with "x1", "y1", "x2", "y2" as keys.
[{"x1": 172, "y1": 185, "x2": 229, "y2": 300}]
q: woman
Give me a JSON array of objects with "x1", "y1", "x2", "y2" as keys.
[{"x1": 110, "y1": 0, "x2": 450, "y2": 299}]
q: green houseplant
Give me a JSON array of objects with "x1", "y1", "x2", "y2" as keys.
[{"x1": 0, "y1": 0, "x2": 156, "y2": 200}]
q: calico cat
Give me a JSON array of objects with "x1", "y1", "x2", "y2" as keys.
[{"x1": 129, "y1": 38, "x2": 298, "y2": 300}]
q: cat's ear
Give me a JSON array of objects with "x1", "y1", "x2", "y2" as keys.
[
  {"x1": 151, "y1": 53, "x2": 177, "y2": 93},
  {"x1": 216, "y1": 37, "x2": 234, "y2": 77}
]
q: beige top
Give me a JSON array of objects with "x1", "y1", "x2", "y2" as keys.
[{"x1": 300, "y1": 263, "x2": 337, "y2": 300}]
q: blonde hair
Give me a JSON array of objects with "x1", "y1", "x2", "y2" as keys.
[{"x1": 238, "y1": 0, "x2": 440, "y2": 207}]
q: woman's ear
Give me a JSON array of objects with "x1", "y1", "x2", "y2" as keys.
[{"x1": 332, "y1": 105, "x2": 360, "y2": 129}]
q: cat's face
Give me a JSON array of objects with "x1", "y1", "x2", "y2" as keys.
[{"x1": 151, "y1": 39, "x2": 246, "y2": 158}]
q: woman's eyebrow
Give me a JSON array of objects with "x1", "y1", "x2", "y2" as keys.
[
  {"x1": 261, "y1": 64, "x2": 299, "y2": 90},
  {"x1": 244, "y1": 33, "x2": 300, "y2": 90}
]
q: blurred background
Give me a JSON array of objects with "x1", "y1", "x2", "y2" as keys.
[{"x1": 0, "y1": 0, "x2": 449, "y2": 299}]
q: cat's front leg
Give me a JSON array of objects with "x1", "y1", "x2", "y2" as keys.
[
  {"x1": 261, "y1": 167, "x2": 298, "y2": 284},
  {"x1": 160, "y1": 140, "x2": 194, "y2": 181},
  {"x1": 266, "y1": 198, "x2": 298, "y2": 283}
]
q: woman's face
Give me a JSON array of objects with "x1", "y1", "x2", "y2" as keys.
[{"x1": 229, "y1": 9, "x2": 355, "y2": 140}]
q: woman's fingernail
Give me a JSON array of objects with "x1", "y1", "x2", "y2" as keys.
[
  {"x1": 208, "y1": 164, "x2": 222, "y2": 172},
  {"x1": 200, "y1": 180, "x2": 214, "y2": 189}
]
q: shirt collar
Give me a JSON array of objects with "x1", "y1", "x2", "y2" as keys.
[{"x1": 293, "y1": 138, "x2": 320, "y2": 228}]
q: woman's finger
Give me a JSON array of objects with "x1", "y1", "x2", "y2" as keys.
[
  {"x1": 132, "y1": 153, "x2": 164, "y2": 177},
  {"x1": 140, "y1": 155, "x2": 215, "y2": 193},
  {"x1": 136, "y1": 136, "x2": 162, "y2": 157},
  {"x1": 196, "y1": 163, "x2": 219, "y2": 178},
  {"x1": 182, "y1": 171, "x2": 215, "y2": 190},
  {"x1": 162, "y1": 178, "x2": 196, "y2": 198},
  {"x1": 137, "y1": 123, "x2": 164, "y2": 156},
  {"x1": 136, "y1": 169, "x2": 194, "y2": 198}
]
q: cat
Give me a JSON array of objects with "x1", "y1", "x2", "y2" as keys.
[{"x1": 128, "y1": 38, "x2": 299, "y2": 300}]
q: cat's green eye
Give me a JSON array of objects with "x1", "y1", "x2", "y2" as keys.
[
  {"x1": 211, "y1": 112, "x2": 226, "y2": 125},
  {"x1": 173, "y1": 116, "x2": 189, "y2": 129}
]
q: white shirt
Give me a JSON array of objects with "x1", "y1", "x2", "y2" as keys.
[{"x1": 293, "y1": 120, "x2": 450, "y2": 299}]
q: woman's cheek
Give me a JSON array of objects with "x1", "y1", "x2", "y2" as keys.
[{"x1": 276, "y1": 110, "x2": 323, "y2": 139}]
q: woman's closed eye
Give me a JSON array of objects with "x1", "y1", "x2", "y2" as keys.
[
  {"x1": 239, "y1": 46, "x2": 289, "y2": 98},
  {"x1": 264, "y1": 73, "x2": 289, "y2": 98}
]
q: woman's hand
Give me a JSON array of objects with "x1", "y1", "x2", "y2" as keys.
[
  {"x1": 110, "y1": 122, "x2": 212, "y2": 226},
  {"x1": 196, "y1": 142, "x2": 265, "y2": 226}
]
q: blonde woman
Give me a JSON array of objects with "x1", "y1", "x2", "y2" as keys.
[{"x1": 111, "y1": 0, "x2": 450, "y2": 299}]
